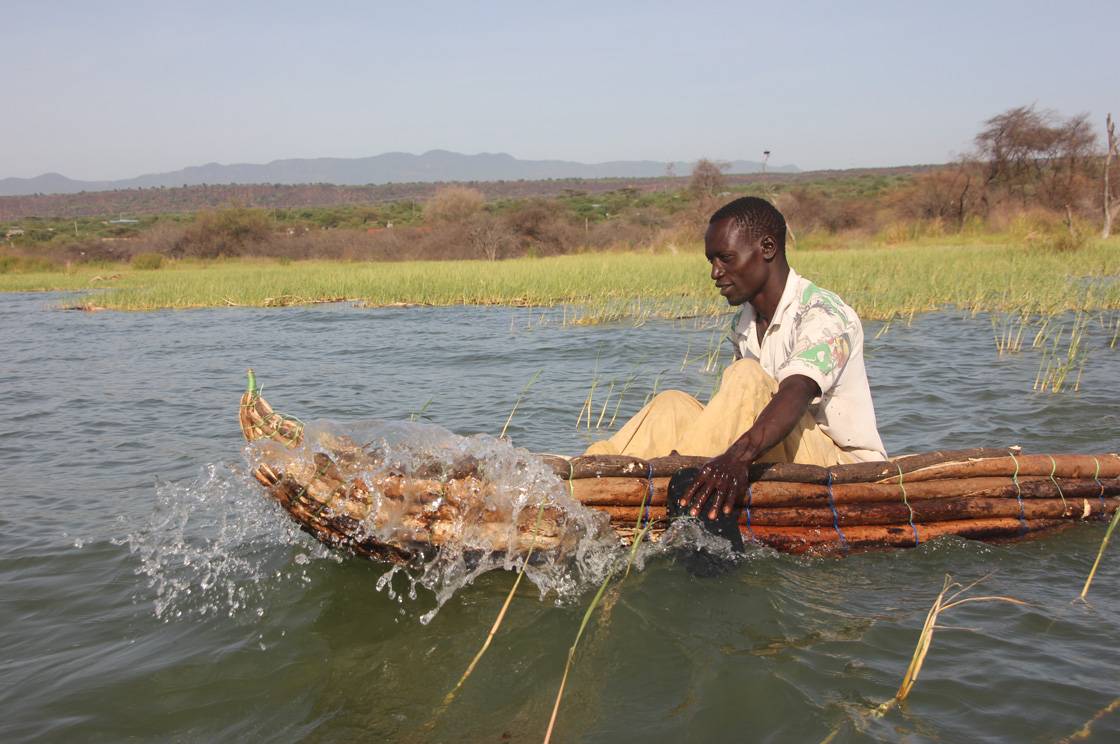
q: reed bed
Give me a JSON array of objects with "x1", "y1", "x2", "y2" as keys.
[{"x1": 2, "y1": 239, "x2": 1118, "y2": 319}]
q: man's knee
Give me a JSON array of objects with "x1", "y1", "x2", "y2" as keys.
[
  {"x1": 647, "y1": 389, "x2": 703, "y2": 414},
  {"x1": 720, "y1": 358, "x2": 770, "y2": 385}
]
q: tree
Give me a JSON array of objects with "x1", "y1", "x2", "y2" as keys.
[
  {"x1": 466, "y1": 214, "x2": 516, "y2": 261},
  {"x1": 689, "y1": 158, "x2": 726, "y2": 200},
  {"x1": 974, "y1": 105, "x2": 1097, "y2": 212},
  {"x1": 425, "y1": 186, "x2": 485, "y2": 223},
  {"x1": 1103, "y1": 113, "x2": 1119, "y2": 238}
]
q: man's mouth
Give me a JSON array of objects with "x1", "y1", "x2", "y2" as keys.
[{"x1": 716, "y1": 283, "x2": 733, "y2": 294}]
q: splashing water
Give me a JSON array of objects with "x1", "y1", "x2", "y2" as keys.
[
  {"x1": 249, "y1": 419, "x2": 626, "y2": 624},
  {"x1": 121, "y1": 463, "x2": 334, "y2": 621},
  {"x1": 128, "y1": 420, "x2": 634, "y2": 623}
]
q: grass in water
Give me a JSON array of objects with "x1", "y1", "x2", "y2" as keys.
[
  {"x1": 1077, "y1": 504, "x2": 1120, "y2": 601},
  {"x1": 4, "y1": 239, "x2": 1119, "y2": 320},
  {"x1": 542, "y1": 481, "x2": 655, "y2": 743},
  {"x1": 822, "y1": 574, "x2": 1025, "y2": 743},
  {"x1": 439, "y1": 502, "x2": 546, "y2": 709},
  {"x1": 499, "y1": 369, "x2": 542, "y2": 440},
  {"x1": 873, "y1": 574, "x2": 1025, "y2": 715},
  {"x1": 436, "y1": 371, "x2": 546, "y2": 710},
  {"x1": 1058, "y1": 696, "x2": 1120, "y2": 743},
  {"x1": 1034, "y1": 312, "x2": 1091, "y2": 393}
]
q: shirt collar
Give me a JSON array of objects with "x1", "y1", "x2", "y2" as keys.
[
  {"x1": 769, "y1": 267, "x2": 801, "y2": 330},
  {"x1": 730, "y1": 267, "x2": 801, "y2": 331},
  {"x1": 732, "y1": 267, "x2": 801, "y2": 337}
]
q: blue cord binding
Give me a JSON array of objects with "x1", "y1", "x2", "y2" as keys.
[{"x1": 826, "y1": 471, "x2": 848, "y2": 548}]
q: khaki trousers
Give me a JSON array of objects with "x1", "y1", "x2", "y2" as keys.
[{"x1": 584, "y1": 359, "x2": 854, "y2": 466}]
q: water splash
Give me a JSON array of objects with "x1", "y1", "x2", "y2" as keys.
[
  {"x1": 120, "y1": 463, "x2": 331, "y2": 620},
  {"x1": 126, "y1": 420, "x2": 628, "y2": 623},
  {"x1": 246, "y1": 419, "x2": 624, "y2": 624}
]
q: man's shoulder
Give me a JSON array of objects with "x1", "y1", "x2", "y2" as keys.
[{"x1": 792, "y1": 273, "x2": 859, "y2": 327}]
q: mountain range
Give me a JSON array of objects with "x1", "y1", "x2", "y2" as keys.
[{"x1": 0, "y1": 150, "x2": 798, "y2": 196}]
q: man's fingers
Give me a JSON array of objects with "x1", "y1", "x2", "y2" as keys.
[
  {"x1": 707, "y1": 485, "x2": 729, "y2": 521},
  {"x1": 680, "y1": 470, "x2": 711, "y2": 507},
  {"x1": 688, "y1": 480, "x2": 716, "y2": 517},
  {"x1": 722, "y1": 477, "x2": 740, "y2": 514}
]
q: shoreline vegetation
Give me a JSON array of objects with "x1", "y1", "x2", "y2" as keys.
[
  {"x1": 1, "y1": 239, "x2": 1117, "y2": 320},
  {"x1": 2, "y1": 105, "x2": 1117, "y2": 320}
]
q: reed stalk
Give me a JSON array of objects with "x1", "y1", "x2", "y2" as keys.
[
  {"x1": 607, "y1": 369, "x2": 640, "y2": 428},
  {"x1": 873, "y1": 574, "x2": 1025, "y2": 716},
  {"x1": 542, "y1": 469, "x2": 654, "y2": 743},
  {"x1": 594, "y1": 381, "x2": 616, "y2": 429},
  {"x1": 408, "y1": 396, "x2": 434, "y2": 423},
  {"x1": 1058, "y1": 696, "x2": 1120, "y2": 743},
  {"x1": 439, "y1": 503, "x2": 546, "y2": 708},
  {"x1": 499, "y1": 369, "x2": 542, "y2": 440},
  {"x1": 1077, "y1": 505, "x2": 1120, "y2": 600}
]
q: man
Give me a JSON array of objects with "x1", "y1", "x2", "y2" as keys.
[{"x1": 585, "y1": 196, "x2": 886, "y2": 522}]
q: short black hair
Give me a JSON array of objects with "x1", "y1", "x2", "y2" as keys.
[{"x1": 708, "y1": 196, "x2": 786, "y2": 250}]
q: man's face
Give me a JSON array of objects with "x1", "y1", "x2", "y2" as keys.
[{"x1": 704, "y1": 217, "x2": 771, "y2": 306}]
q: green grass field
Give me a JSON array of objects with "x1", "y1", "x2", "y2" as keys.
[{"x1": 2, "y1": 239, "x2": 1117, "y2": 321}]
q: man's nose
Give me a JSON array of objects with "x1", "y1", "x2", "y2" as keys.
[{"x1": 710, "y1": 263, "x2": 723, "y2": 280}]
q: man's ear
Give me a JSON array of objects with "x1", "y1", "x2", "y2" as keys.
[{"x1": 760, "y1": 235, "x2": 778, "y2": 260}]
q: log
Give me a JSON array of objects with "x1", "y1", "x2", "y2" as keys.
[
  {"x1": 567, "y1": 475, "x2": 1120, "y2": 509},
  {"x1": 743, "y1": 497, "x2": 1118, "y2": 527},
  {"x1": 826, "y1": 447, "x2": 1017, "y2": 483},
  {"x1": 747, "y1": 518, "x2": 1069, "y2": 554},
  {"x1": 570, "y1": 476, "x2": 671, "y2": 506},
  {"x1": 597, "y1": 497, "x2": 1118, "y2": 527},
  {"x1": 883, "y1": 454, "x2": 1120, "y2": 483},
  {"x1": 546, "y1": 448, "x2": 1024, "y2": 482}
]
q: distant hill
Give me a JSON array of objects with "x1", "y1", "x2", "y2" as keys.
[
  {"x1": 0, "y1": 150, "x2": 798, "y2": 197},
  {"x1": 0, "y1": 166, "x2": 936, "y2": 222}
]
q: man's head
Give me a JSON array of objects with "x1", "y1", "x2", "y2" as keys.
[{"x1": 705, "y1": 197, "x2": 788, "y2": 306}]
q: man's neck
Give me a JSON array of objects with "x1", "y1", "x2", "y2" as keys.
[{"x1": 749, "y1": 263, "x2": 790, "y2": 326}]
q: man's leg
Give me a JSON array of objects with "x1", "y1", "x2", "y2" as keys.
[
  {"x1": 673, "y1": 359, "x2": 852, "y2": 466},
  {"x1": 584, "y1": 390, "x2": 703, "y2": 458}
]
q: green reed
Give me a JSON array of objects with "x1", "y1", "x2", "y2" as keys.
[
  {"x1": 1034, "y1": 312, "x2": 1091, "y2": 393},
  {"x1": 3, "y1": 239, "x2": 1118, "y2": 319}
]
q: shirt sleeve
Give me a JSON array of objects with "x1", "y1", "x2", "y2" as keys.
[{"x1": 774, "y1": 304, "x2": 856, "y2": 397}]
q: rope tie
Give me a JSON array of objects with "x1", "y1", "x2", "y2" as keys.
[
  {"x1": 1010, "y1": 450, "x2": 1027, "y2": 533},
  {"x1": 299, "y1": 457, "x2": 336, "y2": 518},
  {"x1": 825, "y1": 471, "x2": 848, "y2": 548},
  {"x1": 243, "y1": 386, "x2": 305, "y2": 445},
  {"x1": 1092, "y1": 457, "x2": 1105, "y2": 514},
  {"x1": 567, "y1": 460, "x2": 575, "y2": 501},
  {"x1": 898, "y1": 464, "x2": 919, "y2": 546},
  {"x1": 1048, "y1": 455, "x2": 1068, "y2": 512}
]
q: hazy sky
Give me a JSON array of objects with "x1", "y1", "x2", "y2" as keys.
[{"x1": 4, "y1": 0, "x2": 1117, "y2": 180}]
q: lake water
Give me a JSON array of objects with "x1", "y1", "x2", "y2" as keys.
[{"x1": 2, "y1": 291, "x2": 1119, "y2": 742}]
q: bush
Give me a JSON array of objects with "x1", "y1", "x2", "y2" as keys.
[
  {"x1": 130, "y1": 252, "x2": 164, "y2": 270},
  {"x1": 173, "y1": 207, "x2": 272, "y2": 258},
  {"x1": 0, "y1": 251, "x2": 61, "y2": 273},
  {"x1": 425, "y1": 186, "x2": 485, "y2": 224}
]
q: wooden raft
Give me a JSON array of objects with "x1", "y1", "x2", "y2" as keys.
[{"x1": 239, "y1": 371, "x2": 1120, "y2": 560}]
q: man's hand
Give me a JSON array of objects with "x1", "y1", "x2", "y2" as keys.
[
  {"x1": 679, "y1": 442, "x2": 754, "y2": 520},
  {"x1": 677, "y1": 373, "x2": 821, "y2": 523}
]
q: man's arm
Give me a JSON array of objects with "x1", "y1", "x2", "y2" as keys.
[{"x1": 680, "y1": 374, "x2": 819, "y2": 520}]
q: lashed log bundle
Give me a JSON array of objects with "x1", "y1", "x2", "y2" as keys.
[{"x1": 239, "y1": 372, "x2": 1120, "y2": 559}]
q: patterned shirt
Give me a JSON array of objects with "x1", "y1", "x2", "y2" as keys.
[{"x1": 727, "y1": 268, "x2": 887, "y2": 461}]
